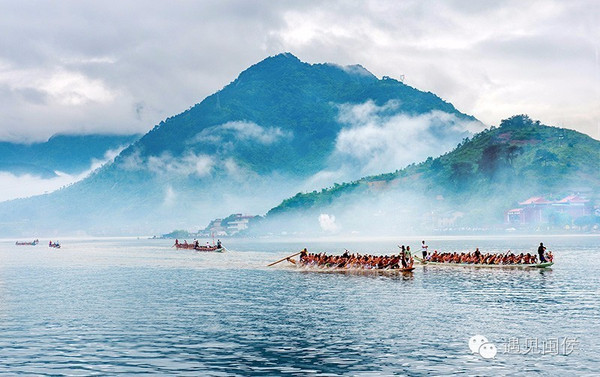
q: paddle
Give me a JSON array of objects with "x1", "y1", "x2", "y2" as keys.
[{"x1": 267, "y1": 251, "x2": 303, "y2": 267}]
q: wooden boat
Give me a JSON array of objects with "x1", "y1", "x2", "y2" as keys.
[
  {"x1": 173, "y1": 240, "x2": 225, "y2": 252},
  {"x1": 273, "y1": 251, "x2": 415, "y2": 273},
  {"x1": 174, "y1": 242, "x2": 196, "y2": 249},
  {"x1": 292, "y1": 264, "x2": 415, "y2": 274},
  {"x1": 194, "y1": 245, "x2": 226, "y2": 253},
  {"x1": 16, "y1": 239, "x2": 39, "y2": 246},
  {"x1": 414, "y1": 255, "x2": 553, "y2": 269}
]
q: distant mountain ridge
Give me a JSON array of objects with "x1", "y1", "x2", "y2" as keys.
[
  {"x1": 0, "y1": 134, "x2": 140, "y2": 178},
  {"x1": 0, "y1": 53, "x2": 481, "y2": 236}
]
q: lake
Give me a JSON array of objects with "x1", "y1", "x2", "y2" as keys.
[{"x1": 0, "y1": 235, "x2": 598, "y2": 375}]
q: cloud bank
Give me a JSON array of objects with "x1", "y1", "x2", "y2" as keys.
[
  {"x1": 302, "y1": 101, "x2": 482, "y2": 190},
  {"x1": 334, "y1": 101, "x2": 481, "y2": 175},
  {"x1": 0, "y1": 1, "x2": 597, "y2": 143}
]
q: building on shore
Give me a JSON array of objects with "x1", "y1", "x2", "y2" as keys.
[
  {"x1": 505, "y1": 195, "x2": 592, "y2": 225},
  {"x1": 199, "y1": 213, "x2": 257, "y2": 236}
]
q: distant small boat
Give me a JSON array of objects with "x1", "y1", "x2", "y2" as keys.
[
  {"x1": 16, "y1": 239, "x2": 39, "y2": 246},
  {"x1": 414, "y1": 256, "x2": 553, "y2": 269},
  {"x1": 194, "y1": 245, "x2": 226, "y2": 252},
  {"x1": 173, "y1": 240, "x2": 225, "y2": 252}
]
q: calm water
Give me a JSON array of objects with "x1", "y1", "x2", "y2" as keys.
[{"x1": 0, "y1": 236, "x2": 598, "y2": 376}]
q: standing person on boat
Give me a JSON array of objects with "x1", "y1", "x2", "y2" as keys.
[
  {"x1": 217, "y1": 239, "x2": 222, "y2": 249},
  {"x1": 538, "y1": 242, "x2": 547, "y2": 263},
  {"x1": 420, "y1": 241, "x2": 428, "y2": 259},
  {"x1": 400, "y1": 250, "x2": 408, "y2": 268}
]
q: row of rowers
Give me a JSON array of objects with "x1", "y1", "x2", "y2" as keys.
[
  {"x1": 425, "y1": 249, "x2": 553, "y2": 265},
  {"x1": 418, "y1": 240, "x2": 554, "y2": 265},
  {"x1": 297, "y1": 247, "x2": 414, "y2": 269}
]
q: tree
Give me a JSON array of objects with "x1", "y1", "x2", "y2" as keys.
[
  {"x1": 450, "y1": 162, "x2": 473, "y2": 191},
  {"x1": 478, "y1": 144, "x2": 503, "y2": 177},
  {"x1": 505, "y1": 145, "x2": 522, "y2": 167},
  {"x1": 535, "y1": 149, "x2": 559, "y2": 166}
]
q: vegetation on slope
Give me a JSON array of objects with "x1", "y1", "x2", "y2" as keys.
[{"x1": 267, "y1": 115, "x2": 600, "y2": 227}]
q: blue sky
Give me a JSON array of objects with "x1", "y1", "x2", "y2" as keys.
[{"x1": 0, "y1": 0, "x2": 598, "y2": 142}]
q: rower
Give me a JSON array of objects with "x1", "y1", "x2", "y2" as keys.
[
  {"x1": 420, "y1": 240, "x2": 428, "y2": 259},
  {"x1": 538, "y1": 242, "x2": 547, "y2": 262},
  {"x1": 299, "y1": 248, "x2": 308, "y2": 263}
]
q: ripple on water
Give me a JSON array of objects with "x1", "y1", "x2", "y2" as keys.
[{"x1": 0, "y1": 236, "x2": 598, "y2": 375}]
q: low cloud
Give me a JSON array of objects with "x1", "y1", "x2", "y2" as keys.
[
  {"x1": 163, "y1": 185, "x2": 177, "y2": 207},
  {"x1": 318, "y1": 213, "x2": 340, "y2": 232},
  {"x1": 122, "y1": 150, "x2": 214, "y2": 177},
  {"x1": 194, "y1": 121, "x2": 292, "y2": 145},
  {"x1": 331, "y1": 101, "x2": 482, "y2": 177}
]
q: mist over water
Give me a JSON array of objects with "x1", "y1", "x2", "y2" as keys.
[{"x1": 0, "y1": 235, "x2": 598, "y2": 375}]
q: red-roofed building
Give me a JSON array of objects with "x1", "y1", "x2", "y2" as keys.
[
  {"x1": 518, "y1": 196, "x2": 551, "y2": 205},
  {"x1": 553, "y1": 195, "x2": 591, "y2": 219},
  {"x1": 506, "y1": 195, "x2": 592, "y2": 224}
]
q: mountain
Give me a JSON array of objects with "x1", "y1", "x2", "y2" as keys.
[
  {"x1": 0, "y1": 53, "x2": 480, "y2": 236},
  {"x1": 261, "y1": 115, "x2": 600, "y2": 235},
  {"x1": 0, "y1": 134, "x2": 140, "y2": 178}
]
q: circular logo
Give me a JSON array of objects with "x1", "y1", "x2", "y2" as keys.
[
  {"x1": 469, "y1": 335, "x2": 488, "y2": 353},
  {"x1": 478, "y1": 342, "x2": 497, "y2": 359}
]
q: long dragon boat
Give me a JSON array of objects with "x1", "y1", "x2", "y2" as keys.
[
  {"x1": 272, "y1": 250, "x2": 415, "y2": 273},
  {"x1": 414, "y1": 255, "x2": 553, "y2": 269}
]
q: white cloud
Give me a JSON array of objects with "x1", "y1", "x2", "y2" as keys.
[
  {"x1": 119, "y1": 150, "x2": 144, "y2": 171},
  {"x1": 318, "y1": 213, "x2": 340, "y2": 232},
  {"x1": 331, "y1": 101, "x2": 481, "y2": 177},
  {"x1": 0, "y1": 0, "x2": 597, "y2": 142},
  {"x1": 163, "y1": 185, "x2": 177, "y2": 207},
  {"x1": 194, "y1": 121, "x2": 292, "y2": 145},
  {"x1": 301, "y1": 169, "x2": 347, "y2": 192},
  {"x1": 145, "y1": 152, "x2": 214, "y2": 177}
]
